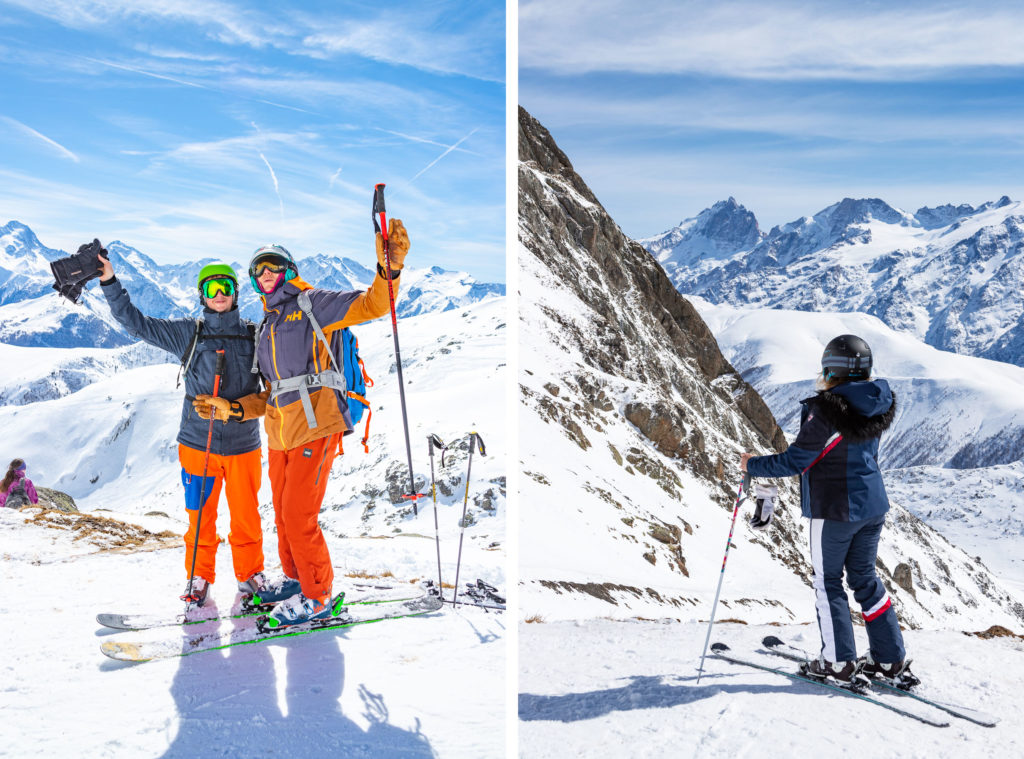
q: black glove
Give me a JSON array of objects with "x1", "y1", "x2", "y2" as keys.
[{"x1": 750, "y1": 484, "x2": 777, "y2": 531}]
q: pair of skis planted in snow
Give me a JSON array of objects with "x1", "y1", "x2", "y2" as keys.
[
  {"x1": 710, "y1": 636, "x2": 998, "y2": 728},
  {"x1": 99, "y1": 591, "x2": 443, "y2": 662}
]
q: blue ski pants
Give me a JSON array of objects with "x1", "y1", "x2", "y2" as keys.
[{"x1": 809, "y1": 515, "x2": 905, "y2": 664}]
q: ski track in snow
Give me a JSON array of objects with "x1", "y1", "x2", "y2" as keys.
[{"x1": 519, "y1": 618, "x2": 1023, "y2": 758}]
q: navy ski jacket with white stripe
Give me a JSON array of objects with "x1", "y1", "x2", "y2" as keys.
[{"x1": 746, "y1": 379, "x2": 896, "y2": 522}]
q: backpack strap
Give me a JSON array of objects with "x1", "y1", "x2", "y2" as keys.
[
  {"x1": 176, "y1": 318, "x2": 203, "y2": 389},
  {"x1": 267, "y1": 291, "x2": 347, "y2": 430},
  {"x1": 296, "y1": 290, "x2": 341, "y2": 371}
]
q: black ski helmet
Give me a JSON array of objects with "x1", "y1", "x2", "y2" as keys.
[{"x1": 821, "y1": 334, "x2": 872, "y2": 381}]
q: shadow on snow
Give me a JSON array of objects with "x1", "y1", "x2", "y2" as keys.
[
  {"x1": 519, "y1": 673, "x2": 804, "y2": 723},
  {"x1": 159, "y1": 605, "x2": 437, "y2": 758}
]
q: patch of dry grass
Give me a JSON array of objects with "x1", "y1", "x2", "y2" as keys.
[{"x1": 26, "y1": 508, "x2": 178, "y2": 551}]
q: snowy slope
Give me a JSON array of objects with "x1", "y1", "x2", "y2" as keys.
[
  {"x1": 0, "y1": 297, "x2": 506, "y2": 757},
  {"x1": 0, "y1": 507, "x2": 504, "y2": 758},
  {"x1": 641, "y1": 196, "x2": 1024, "y2": 365},
  {"x1": 691, "y1": 300, "x2": 1024, "y2": 469},
  {"x1": 520, "y1": 619, "x2": 1022, "y2": 758}
]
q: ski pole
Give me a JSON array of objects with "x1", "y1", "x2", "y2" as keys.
[
  {"x1": 373, "y1": 183, "x2": 423, "y2": 515},
  {"x1": 427, "y1": 434, "x2": 447, "y2": 596},
  {"x1": 452, "y1": 432, "x2": 485, "y2": 607},
  {"x1": 182, "y1": 349, "x2": 226, "y2": 608},
  {"x1": 696, "y1": 471, "x2": 751, "y2": 684}
]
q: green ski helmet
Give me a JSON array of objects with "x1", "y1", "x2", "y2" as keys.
[
  {"x1": 249, "y1": 244, "x2": 298, "y2": 293},
  {"x1": 197, "y1": 262, "x2": 239, "y2": 307}
]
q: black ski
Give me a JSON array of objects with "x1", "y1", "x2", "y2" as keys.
[
  {"x1": 710, "y1": 643, "x2": 949, "y2": 727},
  {"x1": 760, "y1": 636, "x2": 997, "y2": 728}
]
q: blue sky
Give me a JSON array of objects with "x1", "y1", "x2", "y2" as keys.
[
  {"x1": 0, "y1": 0, "x2": 505, "y2": 281},
  {"x1": 520, "y1": 0, "x2": 1024, "y2": 238}
]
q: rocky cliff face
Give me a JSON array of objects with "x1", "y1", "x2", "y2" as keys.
[{"x1": 518, "y1": 106, "x2": 1024, "y2": 630}]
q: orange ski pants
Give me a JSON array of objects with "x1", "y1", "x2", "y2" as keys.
[
  {"x1": 267, "y1": 433, "x2": 341, "y2": 604},
  {"x1": 179, "y1": 444, "x2": 264, "y2": 585}
]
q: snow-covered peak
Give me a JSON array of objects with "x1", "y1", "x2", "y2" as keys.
[
  {"x1": 0, "y1": 220, "x2": 504, "y2": 348},
  {"x1": 647, "y1": 196, "x2": 1024, "y2": 365},
  {"x1": 641, "y1": 197, "x2": 763, "y2": 268}
]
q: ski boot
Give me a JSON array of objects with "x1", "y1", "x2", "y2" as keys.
[
  {"x1": 858, "y1": 652, "x2": 921, "y2": 690},
  {"x1": 476, "y1": 579, "x2": 505, "y2": 605},
  {"x1": 242, "y1": 574, "x2": 301, "y2": 612},
  {"x1": 238, "y1": 571, "x2": 267, "y2": 595},
  {"x1": 801, "y1": 657, "x2": 869, "y2": 692},
  {"x1": 259, "y1": 593, "x2": 340, "y2": 631},
  {"x1": 180, "y1": 577, "x2": 210, "y2": 608}
]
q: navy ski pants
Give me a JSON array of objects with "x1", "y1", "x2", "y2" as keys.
[{"x1": 809, "y1": 515, "x2": 905, "y2": 663}]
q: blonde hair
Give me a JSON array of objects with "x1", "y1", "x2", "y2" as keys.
[{"x1": 815, "y1": 374, "x2": 848, "y2": 392}]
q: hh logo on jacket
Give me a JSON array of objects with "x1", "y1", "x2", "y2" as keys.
[{"x1": 285, "y1": 311, "x2": 303, "y2": 322}]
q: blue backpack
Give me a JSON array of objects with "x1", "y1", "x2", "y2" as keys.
[
  {"x1": 291, "y1": 291, "x2": 374, "y2": 454},
  {"x1": 339, "y1": 327, "x2": 373, "y2": 453}
]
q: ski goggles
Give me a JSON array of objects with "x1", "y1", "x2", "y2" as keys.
[
  {"x1": 200, "y1": 276, "x2": 237, "y2": 299},
  {"x1": 249, "y1": 256, "x2": 291, "y2": 278}
]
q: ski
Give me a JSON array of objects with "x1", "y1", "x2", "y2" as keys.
[
  {"x1": 760, "y1": 636, "x2": 998, "y2": 728},
  {"x1": 100, "y1": 594, "x2": 443, "y2": 662},
  {"x1": 710, "y1": 643, "x2": 950, "y2": 727},
  {"x1": 96, "y1": 585, "x2": 427, "y2": 631}
]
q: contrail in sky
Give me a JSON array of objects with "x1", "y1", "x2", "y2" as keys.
[{"x1": 407, "y1": 127, "x2": 480, "y2": 185}]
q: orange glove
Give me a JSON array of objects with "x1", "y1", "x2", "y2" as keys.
[
  {"x1": 376, "y1": 218, "x2": 409, "y2": 271},
  {"x1": 193, "y1": 395, "x2": 242, "y2": 423}
]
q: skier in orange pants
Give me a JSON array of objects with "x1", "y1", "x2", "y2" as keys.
[
  {"x1": 178, "y1": 444, "x2": 263, "y2": 588},
  {"x1": 196, "y1": 219, "x2": 409, "y2": 628}
]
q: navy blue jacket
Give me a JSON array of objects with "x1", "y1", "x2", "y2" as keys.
[
  {"x1": 101, "y1": 279, "x2": 263, "y2": 456},
  {"x1": 746, "y1": 380, "x2": 896, "y2": 522}
]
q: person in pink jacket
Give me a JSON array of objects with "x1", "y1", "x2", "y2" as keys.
[{"x1": 0, "y1": 459, "x2": 39, "y2": 509}]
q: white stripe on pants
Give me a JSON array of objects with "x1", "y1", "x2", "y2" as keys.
[{"x1": 809, "y1": 518, "x2": 836, "y2": 662}]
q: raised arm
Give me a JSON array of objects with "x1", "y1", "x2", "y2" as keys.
[{"x1": 98, "y1": 252, "x2": 193, "y2": 357}]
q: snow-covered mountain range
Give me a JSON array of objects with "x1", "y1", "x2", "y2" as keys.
[
  {"x1": 518, "y1": 106, "x2": 1023, "y2": 631},
  {"x1": 0, "y1": 220, "x2": 504, "y2": 350},
  {"x1": 640, "y1": 196, "x2": 1024, "y2": 365}
]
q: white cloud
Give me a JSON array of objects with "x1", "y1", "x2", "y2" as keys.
[{"x1": 520, "y1": 0, "x2": 1024, "y2": 80}]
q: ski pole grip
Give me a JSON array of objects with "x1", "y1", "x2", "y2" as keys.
[
  {"x1": 373, "y1": 183, "x2": 388, "y2": 239},
  {"x1": 742, "y1": 472, "x2": 751, "y2": 498}
]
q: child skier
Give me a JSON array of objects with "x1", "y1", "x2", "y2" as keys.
[
  {"x1": 98, "y1": 253, "x2": 265, "y2": 606},
  {"x1": 194, "y1": 219, "x2": 409, "y2": 629},
  {"x1": 740, "y1": 334, "x2": 919, "y2": 688}
]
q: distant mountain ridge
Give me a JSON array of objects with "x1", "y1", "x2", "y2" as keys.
[
  {"x1": 0, "y1": 220, "x2": 504, "y2": 349},
  {"x1": 640, "y1": 195, "x2": 1024, "y2": 365}
]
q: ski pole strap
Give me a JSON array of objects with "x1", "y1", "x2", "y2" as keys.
[
  {"x1": 472, "y1": 432, "x2": 486, "y2": 457},
  {"x1": 801, "y1": 433, "x2": 843, "y2": 474},
  {"x1": 429, "y1": 433, "x2": 448, "y2": 466},
  {"x1": 268, "y1": 371, "x2": 348, "y2": 429}
]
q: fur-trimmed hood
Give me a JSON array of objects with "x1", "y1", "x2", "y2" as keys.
[{"x1": 804, "y1": 379, "x2": 896, "y2": 444}]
